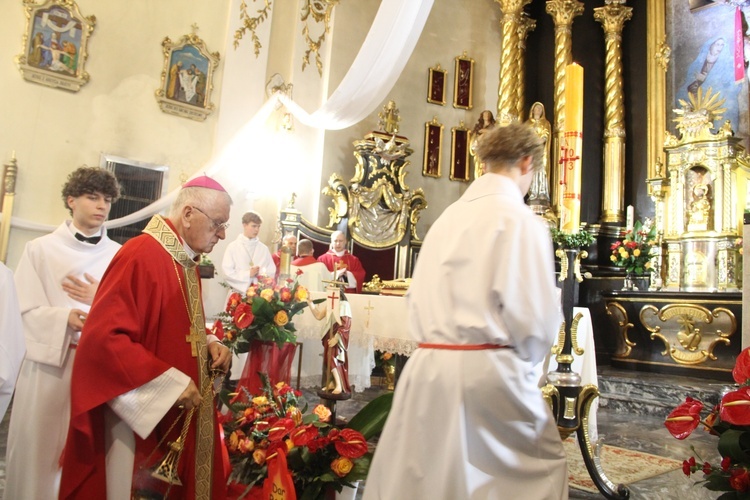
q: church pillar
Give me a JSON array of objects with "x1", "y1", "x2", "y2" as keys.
[
  {"x1": 546, "y1": 0, "x2": 584, "y2": 217},
  {"x1": 594, "y1": 1, "x2": 632, "y2": 226},
  {"x1": 495, "y1": 0, "x2": 534, "y2": 124},
  {"x1": 514, "y1": 15, "x2": 536, "y2": 121}
]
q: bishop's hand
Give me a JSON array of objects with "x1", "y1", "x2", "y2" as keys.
[
  {"x1": 208, "y1": 340, "x2": 231, "y2": 373},
  {"x1": 176, "y1": 379, "x2": 202, "y2": 410}
]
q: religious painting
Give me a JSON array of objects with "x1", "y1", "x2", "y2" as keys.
[
  {"x1": 666, "y1": 1, "x2": 748, "y2": 141},
  {"x1": 450, "y1": 122, "x2": 471, "y2": 182},
  {"x1": 453, "y1": 52, "x2": 474, "y2": 110},
  {"x1": 422, "y1": 117, "x2": 443, "y2": 178},
  {"x1": 427, "y1": 64, "x2": 446, "y2": 105},
  {"x1": 155, "y1": 29, "x2": 220, "y2": 122},
  {"x1": 16, "y1": 0, "x2": 95, "y2": 92}
]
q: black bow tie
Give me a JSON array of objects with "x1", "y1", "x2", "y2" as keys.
[{"x1": 75, "y1": 233, "x2": 101, "y2": 244}]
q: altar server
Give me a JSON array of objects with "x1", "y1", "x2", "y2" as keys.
[
  {"x1": 222, "y1": 210, "x2": 276, "y2": 292},
  {"x1": 5, "y1": 167, "x2": 121, "y2": 500},
  {"x1": 0, "y1": 261, "x2": 24, "y2": 421},
  {"x1": 60, "y1": 176, "x2": 232, "y2": 499},
  {"x1": 364, "y1": 122, "x2": 567, "y2": 499}
]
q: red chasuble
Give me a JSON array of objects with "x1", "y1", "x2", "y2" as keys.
[
  {"x1": 316, "y1": 251, "x2": 365, "y2": 293},
  {"x1": 60, "y1": 216, "x2": 226, "y2": 499}
]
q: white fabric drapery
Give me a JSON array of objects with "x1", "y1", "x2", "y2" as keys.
[{"x1": 6, "y1": 0, "x2": 434, "y2": 233}]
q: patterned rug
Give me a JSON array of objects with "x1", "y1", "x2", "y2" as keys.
[{"x1": 564, "y1": 438, "x2": 682, "y2": 493}]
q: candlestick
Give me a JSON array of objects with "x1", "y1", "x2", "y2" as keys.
[
  {"x1": 559, "y1": 63, "x2": 584, "y2": 234},
  {"x1": 626, "y1": 205, "x2": 634, "y2": 231}
]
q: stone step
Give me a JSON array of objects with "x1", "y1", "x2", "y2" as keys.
[{"x1": 595, "y1": 367, "x2": 734, "y2": 418}]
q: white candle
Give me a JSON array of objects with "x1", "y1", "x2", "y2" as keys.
[{"x1": 626, "y1": 205, "x2": 634, "y2": 231}]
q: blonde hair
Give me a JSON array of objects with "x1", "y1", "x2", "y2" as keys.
[{"x1": 475, "y1": 121, "x2": 544, "y2": 173}]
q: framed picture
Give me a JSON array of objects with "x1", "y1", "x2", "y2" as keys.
[
  {"x1": 450, "y1": 122, "x2": 471, "y2": 182},
  {"x1": 155, "y1": 30, "x2": 220, "y2": 121},
  {"x1": 422, "y1": 117, "x2": 443, "y2": 178},
  {"x1": 453, "y1": 52, "x2": 474, "y2": 110},
  {"x1": 16, "y1": 0, "x2": 95, "y2": 92},
  {"x1": 427, "y1": 64, "x2": 446, "y2": 105}
]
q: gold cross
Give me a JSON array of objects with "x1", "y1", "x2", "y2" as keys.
[
  {"x1": 364, "y1": 300, "x2": 374, "y2": 328},
  {"x1": 186, "y1": 325, "x2": 201, "y2": 357}
]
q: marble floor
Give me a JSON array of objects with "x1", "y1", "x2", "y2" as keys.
[{"x1": 0, "y1": 374, "x2": 723, "y2": 500}]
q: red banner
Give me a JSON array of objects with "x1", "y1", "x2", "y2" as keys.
[{"x1": 735, "y1": 8, "x2": 745, "y2": 84}]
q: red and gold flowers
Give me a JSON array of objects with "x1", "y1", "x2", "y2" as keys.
[
  {"x1": 665, "y1": 346, "x2": 750, "y2": 495},
  {"x1": 610, "y1": 220, "x2": 656, "y2": 275}
]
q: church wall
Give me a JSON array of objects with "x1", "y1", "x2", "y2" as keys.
[
  {"x1": 318, "y1": 0, "x2": 502, "y2": 238},
  {"x1": 0, "y1": 0, "x2": 232, "y2": 269}
]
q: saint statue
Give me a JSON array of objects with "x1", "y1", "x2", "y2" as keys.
[
  {"x1": 687, "y1": 182, "x2": 712, "y2": 232},
  {"x1": 470, "y1": 110, "x2": 496, "y2": 179},
  {"x1": 307, "y1": 282, "x2": 351, "y2": 395},
  {"x1": 378, "y1": 100, "x2": 401, "y2": 135},
  {"x1": 526, "y1": 102, "x2": 551, "y2": 206}
]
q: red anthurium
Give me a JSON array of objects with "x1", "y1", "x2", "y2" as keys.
[
  {"x1": 665, "y1": 397, "x2": 704, "y2": 439},
  {"x1": 211, "y1": 320, "x2": 224, "y2": 340},
  {"x1": 730, "y1": 468, "x2": 750, "y2": 492},
  {"x1": 267, "y1": 418, "x2": 296, "y2": 442},
  {"x1": 226, "y1": 292, "x2": 242, "y2": 313},
  {"x1": 720, "y1": 387, "x2": 750, "y2": 426},
  {"x1": 233, "y1": 302, "x2": 254, "y2": 329},
  {"x1": 734, "y1": 347, "x2": 750, "y2": 385},
  {"x1": 334, "y1": 428, "x2": 368, "y2": 459},
  {"x1": 722, "y1": 456, "x2": 732, "y2": 471},
  {"x1": 290, "y1": 424, "x2": 319, "y2": 447}
]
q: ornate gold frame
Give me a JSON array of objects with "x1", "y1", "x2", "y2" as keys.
[
  {"x1": 427, "y1": 64, "x2": 446, "y2": 105},
  {"x1": 453, "y1": 52, "x2": 474, "y2": 110},
  {"x1": 16, "y1": 0, "x2": 95, "y2": 92},
  {"x1": 450, "y1": 122, "x2": 471, "y2": 182},
  {"x1": 155, "y1": 29, "x2": 220, "y2": 122},
  {"x1": 422, "y1": 117, "x2": 443, "y2": 178}
]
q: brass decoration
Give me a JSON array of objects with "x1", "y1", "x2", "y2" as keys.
[
  {"x1": 594, "y1": 1, "x2": 632, "y2": 226},
  {"x1": 646, "y1": 160, "x2": 668, "y2": 290},
  {"x1": 552, "y1": 312, "x2": 584, "y2": 365},
  {"x1": 647, "y1": 2, "x2": 667, "y2": 183},
  {"x1": 573, "y1": 250, "x2": 590, "y2": 282},
  {"x1": 16, "y1": 0, "x2": 96, "y2": 92},
  {"x1": 495, "y1": 0, "x2": 535, "y2": 123},
  {"x1": 0, "y1": 153, "x2": 18, "y2": 264},
  {"x1": 323, "y1": 124, "x2": 427, "y2": 248},
  {"x1": 234, "y1": 0, "x2": 271, "y2": 54},
  {"x1": 155, "y1": 27, "x2": 220, "y2": 122},
  {"x1": 555, "y1": 248, "x2": 568, "y2": 282},
  {"x1": 546, "y1": 0, "x2": 585, "y2": 217},
  {"x1": 641, "y1": 303, "x2": 735, "y2": 365},
  {"x1": 604, "y1": 300, "x2": 635, "y2": 358},
  {"x1": 422, "y1": 117, "x2": 443, "y2": 178},
  {"x1": 378, "y1": 101, "x2": 401, "y2": 135},
  {"x1": 301, "y1": 0, "x2": 340, "y2": 76}
]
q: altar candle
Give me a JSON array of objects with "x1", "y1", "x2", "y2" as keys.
[
  {"x1": 559, "y1": 63, "x2": 584, "y2": 234},
  {"x1": 626, "y1": 205, "x2": 634, "y2": 231}
]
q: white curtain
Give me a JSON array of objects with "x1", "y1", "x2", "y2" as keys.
[{"x1": 7, "y1": 0, "x2": 434, "y2": 233}]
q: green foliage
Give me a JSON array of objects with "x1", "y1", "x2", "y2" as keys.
[{"x1": 550, "y1": 228, "x2": 595, "y2": 250}]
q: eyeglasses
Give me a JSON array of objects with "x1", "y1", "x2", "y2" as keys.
[{"x1": 191, "y1": 206, "x2": 230, "y2": 232}]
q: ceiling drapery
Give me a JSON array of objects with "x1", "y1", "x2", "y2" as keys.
[{"x1": 8, "y1": 0, "x2": 434, "y2": 232}]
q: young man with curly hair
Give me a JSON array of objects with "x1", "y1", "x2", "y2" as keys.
[{"x1": 5, "y1": 166, "x2": 121, "y2": 500}]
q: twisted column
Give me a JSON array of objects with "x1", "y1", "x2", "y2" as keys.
[
  {"x1": 496, "y1": 0, "x2": 533, "y2": 124},
  {"x1": 546, "y1": 0, "x2": 584, "y2": 214},
  {"x1": 594, "y1": 1, "x2": 632, "y2": 225},
  {"x1": 515, "y1": 15, "x2": 537, "y2": 120}
]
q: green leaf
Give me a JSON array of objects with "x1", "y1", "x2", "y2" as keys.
[
  {"x1": 718, "y1": 429, "x2": 750, "y2": 464},
  {"x1": 346, "y1": 392, "x2": 394, "y2": 440}
]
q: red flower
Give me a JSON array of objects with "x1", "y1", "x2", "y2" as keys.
[
  {"x1": 683, "y1": 460, "x2": 692, "y2": 476},
  {"x1": 233, "y1": 302, "x2": 254, "y2": 329},
  {"x1": 296, "y1": 269, "x2": 304, "y2": 276},
  {"x1": 625, "y1": 240, "x2": 638, "y2": 249},
  {"x1": 334, "y1": 429, "x2": 368, "y2": 459},
  {"x1": 610, "y1": 241, "x2": 621, "y2": 250},
  {"x1": 267, "y1": 418, "x2": 295, "y2": 442},
  {"x1": 211, "y1": 321, "x2": 224, "y2": 340},
  {"x1": 307, "y1": 436, "x2": 331, "y2": 454},
  {"x1": 702, "y1": 462, "x2": 712, "y2": 475},
  {"x1": 665, "y1": 397, "x2": 704, "y2": 439},
  {"x1": 734, "y1": 347, "x2": 750, "y2": 385},
  {"x1": 226, "y1": 292, "x2": 242, "y2": 313},
  {"x1": 730, "y1": 468, "x2": 750, "y2": 492},
  {"x1": 720, "y1": 387, "x2": 750, "y2": 426},
  {"x1": 722, "y1": 456, "x2": 732, "y2": 471},
  {"x1": 279, "y1": 287, "x2": 292, "y2": 303},
  {"x1": 290, "y1": 424, "x2": 319, "y2": 447}
]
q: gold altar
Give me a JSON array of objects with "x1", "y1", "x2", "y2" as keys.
[{"x1": 649, "y1": 91, "x2": 750, "y2": 293}]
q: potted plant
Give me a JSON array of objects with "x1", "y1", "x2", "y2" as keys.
[{"x1": 198, "y1": 254, "x2": 216, "y2": 279}]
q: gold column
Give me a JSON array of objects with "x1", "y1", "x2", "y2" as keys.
[
  {"x1": 515, "y1": 14, "x2": 537, "y2": 121},
  {"x1": 546, "y1": 0, "x2": 584, "y2": 215},
  {"x1": 647, "y1": 1, "x2": 668, "y2": 184},
  {"x1": 594, "y1": 1, "x2": 632, "y2": 225},
  {"x1": 496, "y1": 0, "x2": 534, "y2": 124},
  {"x1": 0, "y1": 153, "x2": 18, "y2": 264}
]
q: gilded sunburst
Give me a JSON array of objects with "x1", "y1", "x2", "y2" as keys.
[{"x1": 673, "y1": 87, "x2": 728, "y2": 140}]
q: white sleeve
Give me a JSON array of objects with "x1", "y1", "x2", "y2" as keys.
[
  {"x1": 222, "y1": 241, "x2": 251, "y2": 293},
  {"x1": 107, "y1": 367, "x2": 191, "y2": 439},
  {"x1": 0, "y1": 266, "x2": 25, "y2": 420}
]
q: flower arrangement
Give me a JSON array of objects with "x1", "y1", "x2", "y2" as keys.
[
  {"x1": 665, "y1": 346, "x2": 750, "y2": 497},
  {"x1": 551, "y1": 228, "x2": 596, "y2": 250},
  {"x1": 609, "y1": 220, "x2": 657, "y2": 275},
  {"x1": 222, "y1": 376, "x2": 393, "y2": 499},
  {"x1": 216, "y1": 274, "x2": 311, "y2": 351}
]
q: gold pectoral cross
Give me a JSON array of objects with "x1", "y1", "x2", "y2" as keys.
[{"x1": 186, "y1": 325, "x2": 201, "y2": 357}]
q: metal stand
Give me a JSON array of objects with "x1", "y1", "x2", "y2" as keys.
[{"x1": 542, "y1": 248, "x2": 630, "y2": 499}]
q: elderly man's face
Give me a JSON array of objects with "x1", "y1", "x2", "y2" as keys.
[
  {"x1": 332, "y1": 233, "x2": 347, "y2": 253},
  {"x1": 183, "y1": 197, "x2": 230, "y2": 254},
  {"x1": 285, "y1": 236, "x2": 297, "y2": 254}
]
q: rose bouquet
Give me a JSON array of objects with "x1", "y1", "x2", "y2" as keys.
[
  {"x1": 222, "y1": 376, "x2": 393, "y2": 499},
  {"x1": 216, "y1": 274, "x2": 311, "y2": 351},
  {"x1": 664, "y1": 346, "x2": 750, "y2": 497},
  {"x1": 609, "y1": 220, "x2": 657, "y2": 275}
]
